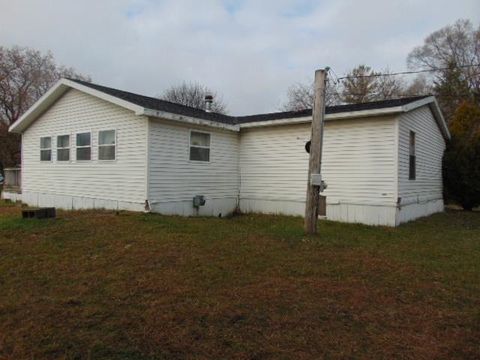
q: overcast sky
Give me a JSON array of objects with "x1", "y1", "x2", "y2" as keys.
[{"x1": 1, "y1": 0, "x2": 479, "y2": 115}]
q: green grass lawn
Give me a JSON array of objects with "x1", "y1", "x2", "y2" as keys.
[{"x1": 0, "y1": 201, "x2": 479, "y2": 359}]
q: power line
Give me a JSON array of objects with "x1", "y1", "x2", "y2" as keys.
[
  {"x1": 327, "y1": 67, "x2": 340, "y2": 85},
  {"x1": 335, "y1": 92, "x2": 475, "y2": 99},
  {"x1": 336, "y1": 64, "x2": 480, "y2": 81},
  {"x1": 326, "y1": 68, "x2": 345, "y2": 103}
]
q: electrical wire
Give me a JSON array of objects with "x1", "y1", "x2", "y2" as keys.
[
  {"x1": 338, "y1": 92, "x2": 475, "y2": 98},
  {"x1": 336, "y1": 64, "x2": 480, "y2": 81},
  {"x1": 327, "y1": 67, "x2": 340, "y2": 85}
]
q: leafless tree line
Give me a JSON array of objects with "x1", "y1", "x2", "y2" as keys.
[{"x1": 282, "y1": 19, "x2": 480, "y2": 122}]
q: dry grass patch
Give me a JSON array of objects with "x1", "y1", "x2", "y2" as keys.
[{"x1": 0, "y1": 202, "x2": 479, "y2": 359}]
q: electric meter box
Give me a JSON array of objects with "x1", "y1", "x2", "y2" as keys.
[{"x1": 311, "y1": 174, "x2": 322, "y2": 186}]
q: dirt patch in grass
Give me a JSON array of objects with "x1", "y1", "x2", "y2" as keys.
[{"x1": 0, "y1": 205, "x2": 479, "y2": 359}]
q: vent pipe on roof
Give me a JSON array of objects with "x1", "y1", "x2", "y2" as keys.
[{"x1": 205, "y1": 94, "x2": 213, "y2": 112}]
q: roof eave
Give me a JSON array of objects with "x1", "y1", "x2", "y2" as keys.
[
  {"x1": 142, "y1": 109, "x2": 239, "y2": 131},
  {"x1": 239, "y1": 97, "x2": 450, "y2": 142},
  {"x1": 239, "y1": 106, "x2": 405, "y2": 128}
]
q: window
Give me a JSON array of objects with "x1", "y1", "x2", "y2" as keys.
[
  {"x1": 190, "y1": 131, "x2": 210, "y2": 162},
  {"x1": 76, "y1": 132, "x2": 91, "y2": 160},
  {"x1": 40, "y1": 137, "x2": 51, "y2": 161},
  {"x1": 57, "y1": 135, "x2": 70, "y2": 161},
  {"x1": 409, "y1": 131, "x2": 416, "y2": 180},
  {"x1": 98, "y1": 130, "x2": 116, "y2": 160}
]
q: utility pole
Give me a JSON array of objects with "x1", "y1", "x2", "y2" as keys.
[{"x1": 304, "y1": 68, "x2": 328, "y2": 234}]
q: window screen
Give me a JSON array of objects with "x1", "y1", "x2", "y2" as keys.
[
  {"x1": 57, "y1": 135, "x2": 70, "y2": 161},
  {"x1": 98, "y1": 130, "x2": 116, "y2": 160},
  {"x1": 40, "y1": 137, "x2": 52, "y2": 161},
  {"x1": 190, "y1": 131, "x2": 210, "y2": 162},
  {"x1": 76, "y1": 132, "x2": 91, "y2": 160}
]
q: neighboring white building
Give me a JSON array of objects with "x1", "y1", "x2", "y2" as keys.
[{"x1": 5, "y1": 78, "x2": 450, "y2": 226}]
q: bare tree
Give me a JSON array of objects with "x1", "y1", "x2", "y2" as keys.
[
  {"x1": 281, "y1": 80, "x2": 340, "y2": 111},
  {"x1": 407, "y1": 19, "x2": 480, "y2": 119},
  {"x1": 340, "y1": 65, "x2": 405, "y2": 103},
  {"x1": 340, "y1": 65, "x2": 379, "y2": 103},
  {"x1": 375, "y1": 71, "x2": 406, "y2": 99},
  {"x1": 408, "y1": 19, "x2": 480, "y2": 94},
  {"x1": 0, "y1": 46, "x2": 89, "y2": 167},
  {"x1": 160, "y1": 81, "x2": 228, "y2": 114},
  {"x1": 404, "y1": 74, "x2": 432, "y2": 96}
]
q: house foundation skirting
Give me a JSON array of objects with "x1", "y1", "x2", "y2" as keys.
[
  {"x1": 240, "y1": 198, "x2": 399, "y2": 226},
  {"x1": 149, "y1": 197, "x2": 238, "y2": 217},
  {"x1": 2, "y1": 191, "x2": 444, "y2": 226},
  {"x1": 395, "y1": 199, "x2": 444, "y2": 225},
  {"x1": 18, "y1": 191, "x2": 145, "y2": 212},
  {"x1": 1, "y1": 190, "x2": 23, "y2": 203}
]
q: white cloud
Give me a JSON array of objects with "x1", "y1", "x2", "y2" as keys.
[{"x1": 0, "y1": 0, "x2": 478, "y2": 114}]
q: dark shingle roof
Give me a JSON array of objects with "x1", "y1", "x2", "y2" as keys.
[
  {"x1": 69, "y1": 79, "x2": 235, "y2": 125},
  {"x1": 235, "y1": 96, "x2": 431, "y2": 124},
  {"x1": 69, "y1": 79, "x2": 431, "y2": 126}
]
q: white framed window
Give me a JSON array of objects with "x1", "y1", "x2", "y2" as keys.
[
  {"x1": 189, "y1": 131, "x2": 210, "y2": 162},
  {"x1": 40, "y1": 136, "x2": 52, "y2": 161},
  {"x1": 98, "y1": 130, "x2": 116, "y2": 160},
  {"x1": 76, "y1": 132, "x2": 91, "y2": 161},
  {"x1": 57, "y1": 135, "x2": 70, "y2": 161}
]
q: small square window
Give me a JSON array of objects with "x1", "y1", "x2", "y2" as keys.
[
  {"x1": 76, "y1": 147, "x2": 91, "y2": 160},
  {"x1": 76, "y1": 132, "x2": 91, "y2": 147},
  {"x1": 40, "y1": 150, "x2": 52, "y2": 161},
  {"x1": 40, "y1": 137, "x2": 51, "y2": 149},
  {"x1": 190, "y1": 147, "x2": 210, "y2": 161}
]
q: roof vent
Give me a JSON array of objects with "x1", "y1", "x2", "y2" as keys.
[{"x1": 205, "y1": 94, "x2": 213, "y2": 112}]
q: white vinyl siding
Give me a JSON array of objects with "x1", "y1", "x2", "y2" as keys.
[
  {"x1": 239, "y1": 124, "x2": 309, "y2": 206},
  {"x1": 239, "y1": 116, "x2": 397, "y2": 214},
  {"x1": 147, "y1": 118, "x2": 239, "y2": 214},
  {"x1": 397, "y1": 106, "x2": 445, "y2": 205},
  {"x1": 21, "y1": 89, "x2": 148, "y2": 206}
]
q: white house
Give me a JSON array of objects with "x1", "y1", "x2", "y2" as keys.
[{"x1": 5, "y1": 78, "x2": 450, "y2": 226}]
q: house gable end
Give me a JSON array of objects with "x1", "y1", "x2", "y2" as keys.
[{"x1": 9, "y1": 79, "x2": 145, "y2": 134}]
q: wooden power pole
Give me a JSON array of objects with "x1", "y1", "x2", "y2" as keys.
[{"x1": 304, "y1": 68, "x2": 328, "y2": 234}]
